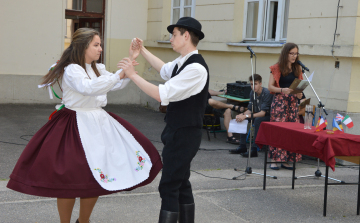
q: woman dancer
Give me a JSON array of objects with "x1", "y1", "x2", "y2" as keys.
[
  {"x1": 268, "y1": 42, "x2": 303, "y2": 170},
  {"x1": 7, "y1": 28, "x2": 162, "y2": 223}
]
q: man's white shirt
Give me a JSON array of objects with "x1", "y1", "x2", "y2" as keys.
[{"x1": 159, "y1": 50, "x2": 208, "y2": 106}]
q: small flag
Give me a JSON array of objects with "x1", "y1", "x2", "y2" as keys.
[
  {"x1": 342, "y1": 115, "x2": 354, "y2": 128},
  {"x1": 335, "y1": 113, "x2": 344, "y2": 122},
  {"x1": 315, "y1": 116, "x2": 321, "y2": 128},
  {"x1": 316, "y1": 116, "x2": 327, "y2": 127},
  {"x1": 332, "y1": 118, "x2": 343, "y2": 132},
  {"x1": 315, "y1": 116, "x2": 327, "y2": 132}
]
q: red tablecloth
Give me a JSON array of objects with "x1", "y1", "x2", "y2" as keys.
[{"x1": 255, "y1": 122, "x2": 360, "y2": 171}]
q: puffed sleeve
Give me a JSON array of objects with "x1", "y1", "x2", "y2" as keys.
[
  {"x1": 96, "y1": 64, "x2": 130, "y2": 91},
  {"x1": 63, "y1": 64, "x2": 120, "y2": 96}
]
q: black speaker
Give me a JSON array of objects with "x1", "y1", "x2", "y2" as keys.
[{"x1": 227, "y1": 82, "x2": 251, "y2": 98}]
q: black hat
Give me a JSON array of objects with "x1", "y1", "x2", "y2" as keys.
[{"x1": 167, "y1": 17, "x2": 205, "y2": 40}]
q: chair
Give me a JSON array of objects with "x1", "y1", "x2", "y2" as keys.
[{"x1": 203, "y1": 114, "x2": 218, "y2": 141}]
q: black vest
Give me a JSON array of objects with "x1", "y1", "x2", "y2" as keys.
[{"x1": 165, "y1": 54, "x2": 209, "y2": 129}]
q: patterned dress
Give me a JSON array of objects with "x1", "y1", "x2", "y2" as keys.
[
  {"x1": 268, "y1": 93, "x2": 302, "y2": 162},
  {"x1": 268, "y1": 68, "x2": 302, "y2": 162}
]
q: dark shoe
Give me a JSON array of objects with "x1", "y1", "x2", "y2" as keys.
[
  {"x1": 178, "y1": 203, "x2": 195, "y2": 223},
  {"x1": 159, "y1": 210, "x2": 179, "y2": 223},
  {"x1": 229, "y1": 145, "x2": 247, "y2": 154},
  {"x1": 226, "y1": 136, "x2": 240, "y2": 145},
  {"x1": 240, "y1": 150, "x2": 258, "y2": 157},
  {"x1": 269, "y1": 164, "x2": 280, "y2": 170},
  {"x1": 281, "y1": 164, "x2": 294, "y2": 170}
]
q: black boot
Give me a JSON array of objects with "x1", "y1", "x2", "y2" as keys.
[
  {"x1": 229, "y1": 145, "x2": 247, "y2": 154},
  {"x1": 240, "y1": 147, "x2": 258, "y2": 157},
  {"x1": 158, "y1": 210, "x2": 179, "y2": 223},
  {"x1": 178, "y1": 203, "x2": 195, "y2": 223}
]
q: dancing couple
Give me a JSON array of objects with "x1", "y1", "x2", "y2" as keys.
[{"x1": 8, "y1": 17, "x2": 207, "y2": 223}]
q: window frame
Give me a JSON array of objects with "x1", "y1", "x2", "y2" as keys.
[
  {"x1": 243, "y1": 0, "x2": 289, "y2": 42},
  {"x1": 279, "y1": 0, "x2": 290, "y2": 41},
  {"x1": 170, "y1": 0, "x2": 196, "y2": 25},
  {"x1": 243, "y1": 0, "x2": 265, "y2": 41},
  {"x1": 65, "y1": 0, "x2": 105, "y2": 18}
]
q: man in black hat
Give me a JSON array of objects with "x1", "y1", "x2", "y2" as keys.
[{"x1": 118, "y1": 17, "x2": 208, "y2": 223}]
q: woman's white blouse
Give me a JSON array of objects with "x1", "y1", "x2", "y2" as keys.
[
  {"x1": 62, "y1": 63, "x2": 130, "y2": 108},
  {"x1": 60, "y1": 63, "x2": 151, "y2": 191}
]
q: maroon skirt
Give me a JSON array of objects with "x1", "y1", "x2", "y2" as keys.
[{"x1": 7, "y1": 108, "x2": 162, "y2": 198}]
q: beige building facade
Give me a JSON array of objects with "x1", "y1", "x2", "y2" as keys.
[{"x1": 1, "y1": 0, "x2": 360, "y2": 133}]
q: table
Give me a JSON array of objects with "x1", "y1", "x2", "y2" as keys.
[{"x1": 255, "y1": 122, "x2": 360, "y2": 216}]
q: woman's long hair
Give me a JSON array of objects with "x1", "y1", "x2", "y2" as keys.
[
  {"x1": 41, "y1": 28, "x2": 101, "y2": 86},
  {"x1": 278, "y1": 42, "x2": 301, "y2": 77}
]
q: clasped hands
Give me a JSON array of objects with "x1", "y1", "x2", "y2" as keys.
[
  {"x1": 235, "y1": 113, "x2": 247, "y2": 122},
  {"x1": 117, "y1": 38, "x2": 143, "y2": 79}
]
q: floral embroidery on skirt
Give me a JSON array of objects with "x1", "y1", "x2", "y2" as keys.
[
  {"x1": 94, "y1": 168, "x2": 116, "y2": 183},
  {"x1": 269, "y1": 93, "x2": 302, "y2": 162},
  {"x1": 135, "y1": 151, "x2": 146, "y2": 172}
]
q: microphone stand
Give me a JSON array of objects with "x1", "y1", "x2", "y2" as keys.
[
  {"x1": 295, "y1": 68, "x2": 344, "y2": 183},
  {"x1": 233, "y1": 51, "x2": 276, "y2": 180}
]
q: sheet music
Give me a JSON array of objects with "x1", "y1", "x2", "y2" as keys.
[
  {"x1": 289, "y1": 78, "x2": 309, "y2": 94},
  {"x1": 228, "y1": 119, "x2": 248, "y2": 134}
]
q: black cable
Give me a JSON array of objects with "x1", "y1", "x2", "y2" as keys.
[
  {"x1": 198, "y1": 148, "x2": 229, "y2": 151},
  {"x1": 191, "y1": 160, "x2": 358, "y2": 182},
  {"x1": 20, "y1": 135, "x2": 33, "y2": 142},
  {"x1": 0, "y1": 141, "x2": 27, "y2": 146},
  {"x1": 331, "y1": 0, "x2": 341, "y2": 56},
  {"x1": 295, "y1": 160, "x2": 359, "y2": 171},
  {"x1": 0, "y1": 135, "x2": 33, "y2": 146},
  {"x1": 190, "y1": 170, "x2": 246, "y2": 180},
  {"x1": 150, "y1": 137, "x2": 231, "y2": 152}
]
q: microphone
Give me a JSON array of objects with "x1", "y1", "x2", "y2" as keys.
[
  {"x1": 247, "y1": 46, "x2": 256, "y2": 56},
  {"x1": 297, "y1": 60, "x2": 309, "y2": 72}
]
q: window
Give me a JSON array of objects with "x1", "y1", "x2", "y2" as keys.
[
  {"x1": 67, "y1": 0, "x2": 82, "y2": 11},
  {"x1": 243, "y1": 0, "x2": 290, "y2": 42},
  {"x1": 66, "y1": 0, "x2": 104, "y2": 14},
  {"x1": 171, "y1": 0, "x2": 196, "y2": 24},
  {"x1": 86, "y1": 0, "x2": 103, "y2": 13}
]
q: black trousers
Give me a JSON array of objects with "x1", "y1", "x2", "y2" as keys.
[
  {"x1": 239, "y1": 116, "x2": 270, "y2": 150},
  {"x1": 159, "y1": 124, "x2": 202, "y2": 212}
]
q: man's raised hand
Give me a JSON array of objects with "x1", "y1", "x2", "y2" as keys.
[
  {"x1": 129, "y1": 38, "x2": 140, "y2": 60},
  {"x1": 135, "y1": 38, "x2": 143, "y2": 50}
]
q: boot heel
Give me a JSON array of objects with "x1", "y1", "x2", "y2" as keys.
[
  {"x1": 179, "y1": 203, "x2": 195, "y2": 223},
  {"x1": 158, "y1": 210, "x2": 179, "y2": 223}
]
